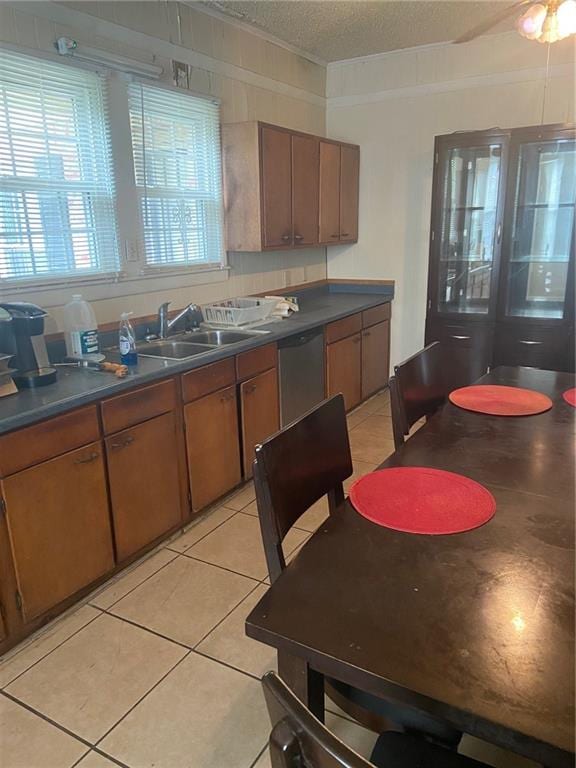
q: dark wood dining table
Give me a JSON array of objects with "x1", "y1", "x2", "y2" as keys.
[{"x1": 246, "y1": 366, "x2": 575, "y2": 768}]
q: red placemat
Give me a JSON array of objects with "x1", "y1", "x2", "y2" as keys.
[
  {"x1": 349, "y1": 467, "x2": 496, "y2": 535},
  {"x1": 563, "y1": 388, "x2": 576, "y2": 407},
  {"x1": 449, "y1": 385, "x2": 552, "y2": 416}
]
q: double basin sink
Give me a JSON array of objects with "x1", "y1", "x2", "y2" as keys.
[{"x1": 136, "y1": 329, "x2": 269, "y2": 360}]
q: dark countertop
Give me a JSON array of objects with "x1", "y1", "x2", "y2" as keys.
[{"x1": 0, "y1": 283, "x2": 393, "y2": 435}]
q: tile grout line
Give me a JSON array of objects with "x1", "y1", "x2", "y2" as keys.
[
  {"x1": 0, "y1": 608, "x2": 105, "y2": 691},
  {"x1": 236, "y1": 507, "x2": 316, "y2": 534},
  {"x1": 88, "y1": 551, "x2": 180, "y2": 612},
  {"x1": 164, "y1": 506, "x2": 242, "y2": 555},
  {"x1": 179, "y1": 550, "x2": 271, "y2": 584},
  {"x1": 192, "y1": 581, "x2": 263, "y2": 650},
  {"x1": 92, "y1": 650, "x2": 193, "y2": 751},
  {"x1": 0, "y1": 688, "x2": 94, "y2": 750}
]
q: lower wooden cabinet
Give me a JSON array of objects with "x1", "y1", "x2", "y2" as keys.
[
  {"x1": 1, "y1": 442, "x2": 114, "y2": 623},
  {"x1": 184, "y1": 384, "x2": 242, "y2": 511},
  {"x1": 361, "y1": 320, "x2": 390, "y2": 400},
  {"x1": 106, "y1": 412, "x2": 184, "y2": 562},
  {"x1": 326, "y1": 332, "x2": 362, "y2": 411},
  {"x1": 240, "y1": 367, "x2": 279, "y2": 479}
]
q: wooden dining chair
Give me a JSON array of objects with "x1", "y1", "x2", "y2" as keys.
[
  {"x1": 253, "y1": 393, "x2": 352, "y2": 584},
  {"x1": 263, "y1": 672, "x2": 489, "y2": 768},
  {"x1": 389, "y1": 342, "x2": 448, "y2": 450},
  {"x1": 253, "y1": 395, "x2": 463, "y2": 749}
]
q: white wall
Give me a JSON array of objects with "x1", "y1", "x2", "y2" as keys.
[
  {"x1": 0, "y1": 1, "x2": 328, "y2": 331},
  {"x1": 326, "y1": 32, "x2": 576, "y2": 367}
]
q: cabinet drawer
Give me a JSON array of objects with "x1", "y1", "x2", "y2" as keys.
[
  {"x1": 236, "y1": 343, "x2": 278, "y2": 381},
  {"x1": 425, "y1": 319, "x2": 494, "y2": 390},
  {"x1": 101, "y1": 379, "x2": 176, "y2": 435},
  {"x1": 362, "y1": 303, "x2": 391, "y2": 329},
  {"x1": 494, "y1": 325, "x2": 572, "y2": 372},
  {"x1": 325, "y1": 313, "x2": 362, "y2": 344},
  {"x1": 0, "y1": 406, "x2": 99, "y2": 477},
  {"x1": 182, "y1": 358, "x2": 236, "y2": 403}
]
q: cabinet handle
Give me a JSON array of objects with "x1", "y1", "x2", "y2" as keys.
[
  {"x1": 110, "y1": 436, "x2": 134, "y2": 450},
  {"x1": 518, "y1": 340, "x2": 542, "y2": 345},
  {"x1": 281, "y1": 234, "x2": 291, "y2": 242},
  {"x1": 75, "y1": 452, "x2": 100, "y2": 465},
  {"x1": 353, "y1": 336, "x2": 361, "y2": 344},
  {"x1": 450, "y1": 335, "x2": 470, "y2": 340},
  {"x1": 340, "y1": 233, "x2": 350, "y2": 238},
  {"x1": 330, "y1": 234, "x2": 339, "y2": 239},
  {"x1": 294, "y1": 234, "x2": 304, "y2": 241},
  {"x1": 220, "y1": 392, "x2": 235, "y2": 402},
  {"x1": 245, "y1": 383, "x2": 257, "y2": 394},
  {"x1": 363, "y1": 330, "x2": 371, "y2": 337},
  {"x1": 496, "y1": 222, "x2": 502, "y2": 244}
]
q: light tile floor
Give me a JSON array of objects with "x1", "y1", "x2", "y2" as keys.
[{"x1": 0, "y1": 390, "x2": 537, "y2": 768}]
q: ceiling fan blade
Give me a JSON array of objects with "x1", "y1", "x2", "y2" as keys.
[{"x1": 454, "y1": 0, "x2": 533, "y2": 43}]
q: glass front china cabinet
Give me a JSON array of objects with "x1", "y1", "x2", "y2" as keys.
[{"x1": 426, "y1": 124, "x2": 575, "y2": 386}]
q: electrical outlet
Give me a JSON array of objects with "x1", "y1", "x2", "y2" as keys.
[{"x1": 125, "y1": 240, "x2": 139, "y2": 263}]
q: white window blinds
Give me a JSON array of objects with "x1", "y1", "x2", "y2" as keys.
[
  {"x1": 128, "y1": 82, "x2": 224, "y2": 268},
  {"x1": 0, "y1": 49, "x2": 119, "y2": 282}
]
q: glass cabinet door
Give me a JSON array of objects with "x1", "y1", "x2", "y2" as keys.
[
  {"x1": 435, "y1": 142, "x2": 504, "y2": 315},
  {"x1": 503, "y1": 138, "x2": 575, "y2": 320}
]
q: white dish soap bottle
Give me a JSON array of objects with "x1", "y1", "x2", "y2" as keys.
[
  {"x1": 63, "y1": 295, "x2": 103, "y2": 361},
  {"x1": 119, "y1": 312, "x2": 138, "y2": 366}
]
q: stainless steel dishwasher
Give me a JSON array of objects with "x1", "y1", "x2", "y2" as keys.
[{"x1": 278, "y1": 327, "x2": 325, "y2": 426}]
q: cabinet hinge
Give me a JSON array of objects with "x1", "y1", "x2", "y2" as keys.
[
  {"x1": 187, "y1": 491, "x2": 192, "y2": 509},
  {"x1": 15, "y1": 590, "x2": 22, "y2": 613},
  {"x1": 0, "y1": 498, "x2": 5, "y2": 515}
]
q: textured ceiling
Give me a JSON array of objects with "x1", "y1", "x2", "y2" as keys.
[{"x1": 198, "y1": 1, "x2": 512, "y2": 62}]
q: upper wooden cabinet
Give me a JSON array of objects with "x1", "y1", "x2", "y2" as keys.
[
  {"x1": 319, "y1": 141, "x2": 360, "y2": 245},
  {"x1": 222, "y1": 121, "x2": 358, "y2": 252}
]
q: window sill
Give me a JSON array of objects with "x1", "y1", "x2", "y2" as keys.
[{"x1": 0, "y1": 263, "x2": 231, "y2": 309}]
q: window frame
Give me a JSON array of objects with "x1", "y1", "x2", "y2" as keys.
[{"x1": 0, "y1": 45, "x2": 228, "y2": 302}]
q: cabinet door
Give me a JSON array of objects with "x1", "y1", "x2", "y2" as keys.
[
  {"x1": 2, "y1": 443, "x2": 114, "y2": 622},
  {"x1": 319, "y1": 141, "x2": 341, "y2": 244},
  {"x1": 361, "y1": 320, "x2": 389, "y2": 400},
  {"x1": 0, "y1": 606, "x2": 5, "y2": 642},
  {"x1": 185, "y1": 385, "x2": 242, "y2": 510},
  {"x1": 326, "y1": 334, "x2": 362, "y2": 412},
  {"x1": 292, "y1": 134, "x2": 319, "y2": 246},
  {"x1": 339, "y1": 145, "x2": 359, "y2": 242},
  {"x1": 499, "y1": 132, "x2": 575, "y2": 322},
  {"x1": 261, "y1": 125, "x2": 292, "y2": 248},
  {"x1": 106, "y1": 412, "x2": 184, "y2": 562},
  {"x1": 240, "y1": 368, "x2": 279, "y2": 479},
  {"x1": 429, "y1": 133, "x2": 509, "y2": 319}
]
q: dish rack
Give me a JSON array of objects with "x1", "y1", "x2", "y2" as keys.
[{"x1": 201, "y1": 297, "x2": 279, "y2": 328}]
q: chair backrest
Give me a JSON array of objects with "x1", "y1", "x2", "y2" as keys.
[
  {"x1": 263, "y1": 672, "x2": 373, "y2": 768},
  {"x1": 393, "y1": 342, "x2": 447, "y2": 433},
  {"x1": 253, "y1": 394, "x2": 352, "y2": 583}
]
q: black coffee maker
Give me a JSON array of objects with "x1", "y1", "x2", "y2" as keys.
[{"x1": 0, "y1": 302, "x2": 57, "y2": 388}]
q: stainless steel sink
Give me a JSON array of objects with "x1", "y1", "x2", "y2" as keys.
[
  {"x1": 188, "y1": 330, "x2": 259, "y2": 346},
  {"x1": 136, "y1": 341, "x2": 213, "y2": 360},
  {"x1": 135, "y1": 328, "x2": 270, "y2": 360}
]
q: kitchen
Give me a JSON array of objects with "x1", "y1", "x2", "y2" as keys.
[{"x1": 0, "y1": 2, "x2": 574, "y2": 768}]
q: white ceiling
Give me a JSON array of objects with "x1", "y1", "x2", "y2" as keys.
[{"x1": 197, "y1": 1, "x2": 512, "y2": 62}]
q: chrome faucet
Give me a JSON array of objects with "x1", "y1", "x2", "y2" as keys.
[{"x1": 157, "y1": 302, "x2": 202, "y2": 339}]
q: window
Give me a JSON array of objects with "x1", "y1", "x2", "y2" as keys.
[
  {"x1": 128, "y1": 82, "x2": 224, "y2": 269},
  {"x1": 0, "y1": 48, "x2": 119, "y2": 283}
]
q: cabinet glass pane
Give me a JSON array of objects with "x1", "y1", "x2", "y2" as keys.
[
  {"x1": 505, "y1": 139, "x2": 575, "y2": 319},
  {"x1": 437, "y1": 144, "x2": 502, "y2": 314}
]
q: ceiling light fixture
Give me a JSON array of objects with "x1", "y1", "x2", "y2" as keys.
[{"x1": 517, "y1": 0, "x2": 576, "y2": 43}]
